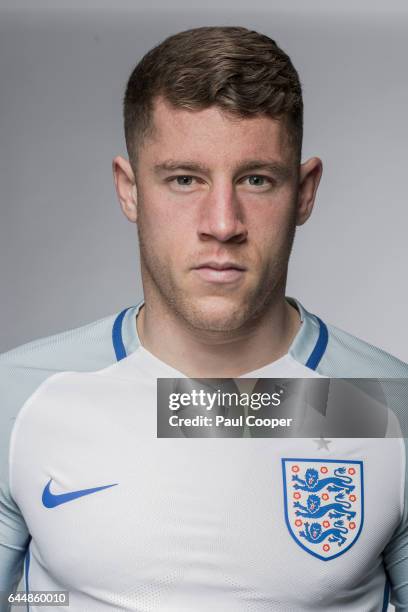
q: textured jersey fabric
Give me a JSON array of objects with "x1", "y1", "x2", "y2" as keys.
[{"x1": 1, "y1": 298, "x2": 407, "y2": 611}]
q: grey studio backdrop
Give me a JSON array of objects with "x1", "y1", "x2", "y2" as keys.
[
  {"x1": 0, "y1": 3, "x2": 405, "y2": 607},
  {"x1": 1, "y1": 0, "x2": 408, "y2": 361}
]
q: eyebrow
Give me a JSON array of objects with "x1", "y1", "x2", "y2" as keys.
[{"x1": 153, "y1": 159, "x2": 293, "y2": 181}]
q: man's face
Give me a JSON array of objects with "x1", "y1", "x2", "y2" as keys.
[{"x1": 132, "y1": 98, "x2": 305, "y2": 332}]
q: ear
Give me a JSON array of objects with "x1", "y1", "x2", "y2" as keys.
[
  {"x1": 112, "y1": 155, "x2": 138, "y2": 223},
  {"x1": 296, "y1": 157, "x2": 323, "y2": 226}
]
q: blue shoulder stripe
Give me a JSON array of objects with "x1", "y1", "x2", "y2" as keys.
[
  {"x1": 112, "y1": 308, "x2": 131, "y2": 362},
  {"x1": 305, "y1": 316, "x2": 329, "y2": 371}
]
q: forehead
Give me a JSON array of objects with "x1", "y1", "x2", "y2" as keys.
[{"x1": 139, "y1": 97, "x2": 292, "y2": 167}]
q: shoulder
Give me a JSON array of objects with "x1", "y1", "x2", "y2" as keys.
[
  {"x1": 290, "y1": 298, "x2": 408, "y2": 377},
  {"x1": 0, "y1": 306, "x2": 138, "y2": 396},
  {"x1": 0, "y1": 308, "x2": 131, "y2": 502},
  {"x1": 0, "y1": 309, "x2": 122, "y2": 377},
  {"x1": 319, "y1": 320, "x2": 408, "y2": 377},
  {"x1": 0, "y1": 310, "x2": 120, "y2": 426}
]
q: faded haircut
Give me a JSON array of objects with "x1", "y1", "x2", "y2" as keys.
[{"x1": 123, "y1": 26, "x2": 303, "y2": 167}]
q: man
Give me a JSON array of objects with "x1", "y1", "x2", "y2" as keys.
[{"x1": 0, "y1": 26, "x2": 407, "y2": 611}]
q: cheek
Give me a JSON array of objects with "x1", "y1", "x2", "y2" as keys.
[
  {"x1": 250, "y1": 206, "x2": 295, "y2": 247},
  {"x1": 245, "y1": 186, "x2": 296, "y2": 228},
  {"x1": 138, "y1": 198, "x2": 192, "y2": 259},
  {"x1": 138, "y1": 182, "x2": 197, "y2": 229}
]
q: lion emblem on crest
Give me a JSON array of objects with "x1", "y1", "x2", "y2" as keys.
[{"x1": 282, "y1": 458, "x2": 364, "y2": 561}]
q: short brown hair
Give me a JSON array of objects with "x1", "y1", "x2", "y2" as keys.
[{"x1": 123, "y1": 26, "x2": 303, "y2": 166}]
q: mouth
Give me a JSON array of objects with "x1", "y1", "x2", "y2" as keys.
[{"x1": 193, "y1": 261, "x2": 247, "y2": 284}]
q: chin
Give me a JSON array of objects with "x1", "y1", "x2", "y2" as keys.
[{"x1": 179, "y1": 297, "x2": 250, "y2": 333}]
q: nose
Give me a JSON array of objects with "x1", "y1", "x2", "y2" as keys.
[{"x1": 197, "y1": 183, "x2": 247, "y2": 243}]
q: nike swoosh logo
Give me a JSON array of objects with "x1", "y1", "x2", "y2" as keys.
[{"x1": 42, "y1": 478, "x2": 118, "y2": 508}]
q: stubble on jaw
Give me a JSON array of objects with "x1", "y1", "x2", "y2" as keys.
[{"x1": 136, "y1": 209, "x2": 297, "y2": 336}]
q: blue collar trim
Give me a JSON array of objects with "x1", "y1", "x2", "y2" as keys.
[
  {"x1": 112, "y1": 307, "x2": 131, "y2": 361},
  {"x1": 112, "y1": 305, "x2": 329, "y2": 371},
  {"x1": 305, "y1": 316, "x2": 329, "y2": 371}
]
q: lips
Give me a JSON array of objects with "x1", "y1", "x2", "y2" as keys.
[
  {"x1": 195, "y1": 261, "x2": 246, "y2": 271},
  {"x1": 193, "y1": 261, "x2": 246, "y2": 283}
]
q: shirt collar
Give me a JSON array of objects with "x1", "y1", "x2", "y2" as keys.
[{"x1": 118, "y1": 296, "x2": 323, "y2": 371}]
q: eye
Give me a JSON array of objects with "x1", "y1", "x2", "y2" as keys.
[
  {"x1": 237, "y1": 174, "x2": 276, "y2": 192},
  {"x1": 175, "y1": 176, "x2": 194, "y2": 186},
  {"x1": 166, "y1": 175, "x2": 204, "y2": 191},
  {"x1": 244, "y1": 175, "x2": 271, "y2": 187}
]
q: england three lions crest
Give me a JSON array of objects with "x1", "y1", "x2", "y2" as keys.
[{"x1": 282, "y1": 458, "x2": 364, "y2": 561}]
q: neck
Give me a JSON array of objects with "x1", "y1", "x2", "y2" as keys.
[{"x1": 136, "y1": 295, "x2": 301, "y2": 378}]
